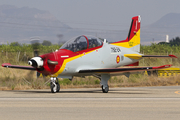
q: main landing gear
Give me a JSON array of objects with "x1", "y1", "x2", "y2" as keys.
[
  {"x1": 50, "y1": 77, "x2": 60, "y2": 93},
  {"x1": 100, "y1": 74, "x2": 110, "y2": 93},
  {"x1": 49, "y1": 75, "x2": 110, "y2": 93},
  {"x1": 101, "y1": 85, "x2": 109, "y2": 93}
]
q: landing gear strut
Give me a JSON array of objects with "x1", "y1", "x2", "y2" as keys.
[
  {"x1": 100, "y1": 74, "x2": 110, "y2": 93},
  {"x1": 50, "y1": 77, "x2": 60, "y2": 93}
]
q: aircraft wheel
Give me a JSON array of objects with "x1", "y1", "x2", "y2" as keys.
[
  {"x1": 56, "y1": 81, "x2": 60, "y2": 92},
  {"x1": 102, "y1": 85, "x2": 109, "y2": 93},
  {"x1": 50, "y1": 82, "x2": 57, "y2": 93}
]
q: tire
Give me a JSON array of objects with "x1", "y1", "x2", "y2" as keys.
[
  {"x1": 50, "y1": 82, "x2": 56, "y2": 93},
  {"x1": 56, "y1": 82, "x2": 60, "y2": 92},
  {"x1": 102, "y1": 86, "x2": 109, "y2": 93}
]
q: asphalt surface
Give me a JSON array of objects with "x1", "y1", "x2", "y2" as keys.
[{"x1": 0, "y1": 86, "x2": 180, "y2": 120}]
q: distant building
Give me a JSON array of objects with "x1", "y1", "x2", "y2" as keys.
[{"x1": 166, "y1": 35, "x2": 169, "y2": 43}]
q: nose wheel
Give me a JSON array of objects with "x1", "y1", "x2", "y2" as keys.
[
  {"x1": 102, "y1": 85, "x2": 109, "y2": 93},
  {"x1": 50, "y1": 77, "x2": 60, "y2": 93}
]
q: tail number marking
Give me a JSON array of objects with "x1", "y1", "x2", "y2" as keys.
[{"x1": 111, "y1": 47, "x2": 121, "y2": 53}]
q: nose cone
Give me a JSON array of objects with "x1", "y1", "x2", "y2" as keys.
[
  {"x1": 28, "y1": 57, "x2": 43, "y2": 68},
  {"x1": 28, "y1": 61, "x2": 32, "y2": 66}
]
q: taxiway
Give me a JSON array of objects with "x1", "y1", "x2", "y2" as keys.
[{"x1": 0, "y1": 86, "x2": 180, "y2": 120}]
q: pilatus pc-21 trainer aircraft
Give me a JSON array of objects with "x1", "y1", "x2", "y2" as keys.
[{"x1": 2, "y1": 16, "x2": 177, "y2": 93}]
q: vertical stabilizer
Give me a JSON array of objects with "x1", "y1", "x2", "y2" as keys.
[{"x1": 111, "y1": 16, "x2": 141, "y2": 52}]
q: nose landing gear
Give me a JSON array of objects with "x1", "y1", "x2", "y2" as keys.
[
  {"x1": 50, "y1": 77, "x2": 60, "y2": 93},
  {"x1": 100, "y1": 74, "x2": 110, "y2": 93}
]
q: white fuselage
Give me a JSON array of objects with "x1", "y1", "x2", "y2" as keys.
[{"x1": 59, "y1": 42, "x2": 141, "y2": 77}]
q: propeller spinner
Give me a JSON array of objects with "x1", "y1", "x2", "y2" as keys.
[{"x1": 28, "y1": 57, "x2": 44, "y2": 68}]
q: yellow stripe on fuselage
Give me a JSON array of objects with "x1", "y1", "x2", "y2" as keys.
[
  {"x1": 111, "y1": 29, "x2": 140, "y2": 48},
  {"x1": 52, "y1": 50, "x2": 97, "y2": 77}
]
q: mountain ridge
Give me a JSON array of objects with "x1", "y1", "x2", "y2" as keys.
[
  {"x1": 0, "y1": 5, "x2": 180, "y2": 45},
  {"x1": 0, "y1": 5, "x2": 70, "y2": 44},
  {"x1": 141, "y1": 13, "x2": 180, "y2": 44}
]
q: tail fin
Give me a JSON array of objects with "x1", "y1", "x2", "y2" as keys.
[{"x1": 111, "y1": 16, "x2": 141, "y2": 52}]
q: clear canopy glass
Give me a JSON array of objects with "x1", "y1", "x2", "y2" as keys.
[{"x1": 60, "y1": 35, "x2": 103, "y2": 52}]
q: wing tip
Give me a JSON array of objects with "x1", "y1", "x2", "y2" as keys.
[
  {"x1": 169, "y1": 55, "x2": 177, "y2": 58},
  {"x1": 2, "y1": 63, "x2": 11, "y2": 67},
  {"x1": 152, "y1": 64, "x2": 172, "y2": 69}
]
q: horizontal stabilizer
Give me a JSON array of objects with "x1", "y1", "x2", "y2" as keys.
[
  {"x1": 2, "y1": 63, "x2": 36, "y2": 70},
  {"x1": 124, "y1": 54, "x2": 142, "y2": 59}
]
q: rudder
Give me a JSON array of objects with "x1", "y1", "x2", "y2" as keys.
[{"x1": 111, "y1": 16, "x2": 141, "y2": 52}]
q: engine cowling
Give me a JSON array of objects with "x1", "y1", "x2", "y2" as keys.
[{"x1": 28, "y1": 57, "x2": 44, "y2": 68}]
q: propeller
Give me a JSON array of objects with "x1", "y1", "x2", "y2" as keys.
[
  {"x1": 29, "y1": 37, "x2": 59, "y2": 74},
  {"x1": 29, "y1": 38, "x2": 44, "y2": 76}
]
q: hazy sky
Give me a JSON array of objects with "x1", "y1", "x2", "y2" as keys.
[{"x1": 0, "y1": 0, "x2": 180, "y2": 30}]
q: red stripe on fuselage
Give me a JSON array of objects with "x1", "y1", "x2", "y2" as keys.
[{"x1": 38, "y1": 45, "x2": 103, "y2": 76}]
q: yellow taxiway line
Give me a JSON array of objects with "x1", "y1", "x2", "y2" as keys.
[{"x1": 175, "y1": 91, "x2": 180, "y2": 95}]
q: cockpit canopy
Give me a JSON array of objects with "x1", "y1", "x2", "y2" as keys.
[{"x1": 60, "y1": 35, "x2": 103, "y2": 52}]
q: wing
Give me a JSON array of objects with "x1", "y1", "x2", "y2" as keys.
[
  {"x1": 142, "y1": 55, "x2": 177, "y2": 58},
  {"x1": 124, "y1": 54, "x2": 177, "y2": 59},
  {"x1": 2, "y1": 63, "x2": 36, "y2": 70},
  {"x1": 78, "y1": 64, "x2": 172, "y2": 74}
]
